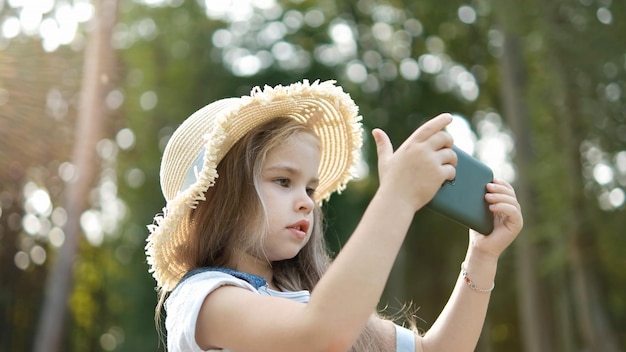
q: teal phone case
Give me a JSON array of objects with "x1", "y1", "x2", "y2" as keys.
[{"x1": 426, "y1": 146, "x2": 494, "y2": 234}]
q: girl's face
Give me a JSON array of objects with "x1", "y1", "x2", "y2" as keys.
[{"x1": 259, "y1": 132, "x2": 320, "y2": 262}]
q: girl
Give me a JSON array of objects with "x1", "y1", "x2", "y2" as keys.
[{"x1": 146, "y1": 80, "x2": 523, "y2": 352}]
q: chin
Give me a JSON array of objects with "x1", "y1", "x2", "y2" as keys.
[{"x1": 271, "y1": 251, "x2": 302, "y2": 262}]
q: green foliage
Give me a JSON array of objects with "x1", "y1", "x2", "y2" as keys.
[{"x1": 1, "y1": 0, "x2": 625, "y2": 350}]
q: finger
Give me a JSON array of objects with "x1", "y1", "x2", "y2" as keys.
[
  {"x1": 489, "y1": 202, "x2": 523, "y2": 226},
  {"x1": 485, "y1": 188, "x2": 522, "y2": 209},
  {"x1": 426, "y1": 130, "x2": 455, "y2": 151},
  {"x1": 439, "y1": 145, "x2": 458, "y2": 167},
  {"x1": 372, "y1": 128, "x2": 393, "y2": 165},
  {"x1": 488, "y1": 195, "x2": 523, "y2": 216},
  {"x1": 486, "y1": 181, "x2": 516, "y2": 198},
  {"x1": 490, "y1": 179, "x2": 516, "y2": 194},
  {"x1": 443, "y1": 163, "x2": 456, "y2": 182},
  {"x1": 411, "y1": 113, "x2": 453, "y2": 143},
  {"x1": 485, "y1": 193, "x2": 520, "y2": 210}
]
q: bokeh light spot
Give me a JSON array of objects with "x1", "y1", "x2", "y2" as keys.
[
  {"x1": 49, "y1": 227, "x2": 65, "y2": 247},
  {"x1": 597, "y1": 7, "x2": 612, "y2": 24},
  {"x1": 609, "y1": 188, "x2": 625, "y2": 208},
  {"x1": 116, "y1": 128, "x2": 135, "y2": 150},
  {"x1": 14, "y1": 251, "x2": 30, "y2": 270},
  {"x1": 140, "y1": 91, "x2": 158, "y2": 110},
  {"x1": 30, "y1": 245, "x2": 46, "y2": 265},
  {"x1": 458, "y1": 5, "x2": 477, "y2": 24},
  {"x1": 593, "y1": 163, "x2": 613, "y2": 185}
]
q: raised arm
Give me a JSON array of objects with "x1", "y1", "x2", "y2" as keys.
[
  {"x1": 416, "y1": 179, "x2": 523, "y2": 352},
  {"x1": 196, "y1": 114, "x2": 457, "y2": 352},
  {"x1": 307, "y1": 114, "x2": 458, "y2": 346}
]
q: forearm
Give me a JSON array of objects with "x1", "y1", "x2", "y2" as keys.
[
  {"x1": 302, "y1": 116, "x2": 457, "y2": 349},
  {"x1": 420, "y1": 252, "x2": 498, "y2": 352},
  {"x1": 307, "y1": 189, "x2": 418, "y2": 345}
]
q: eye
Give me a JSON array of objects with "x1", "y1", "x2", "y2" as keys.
[
  {"x1": 274, "y1": 178, "x2": 290, "y2": 188},
  {"x1": 306, "y1": 187, "x2": 316, "y2": 197}
]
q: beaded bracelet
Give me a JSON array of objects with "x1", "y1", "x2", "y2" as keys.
[{"x1": 461, "y1": 262, "x2": 495, "y2": 293}]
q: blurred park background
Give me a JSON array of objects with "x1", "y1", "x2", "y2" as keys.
[{"x1": 1, "y1": 0, "x2": 625, "y2": 351}]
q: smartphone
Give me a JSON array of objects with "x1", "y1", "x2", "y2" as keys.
[{"x1": 425, "y1": 145, "x2": 494, "y2": 234}]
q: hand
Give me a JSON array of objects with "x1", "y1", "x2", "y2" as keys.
[
  {"x1": 372, "y1": 113, "x2": 457, "y2": 212},
  {"x1": 468, "y1": 179, "x2": 523, "y2": 260}
]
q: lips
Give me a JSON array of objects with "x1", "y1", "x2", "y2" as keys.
[{"x1": 287, "y1": 219, "x2": 310, "y2": 239}]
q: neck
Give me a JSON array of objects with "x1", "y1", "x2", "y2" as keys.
[{"x1": 228, "y1": 250, "x2": 276, "y2": 288}]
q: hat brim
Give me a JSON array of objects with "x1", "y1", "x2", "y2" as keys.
[{"x1": 146, "y1": 79, "x2": 363, "y2": 291}]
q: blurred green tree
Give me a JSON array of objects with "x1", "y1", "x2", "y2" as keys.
[{"x1": 0, "y1": 0, "x2": 624, "y2": 351}]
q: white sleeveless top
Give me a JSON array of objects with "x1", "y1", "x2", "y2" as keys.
[{"x1": 165, "y1": 269, "x2": 415, "y2": 352}]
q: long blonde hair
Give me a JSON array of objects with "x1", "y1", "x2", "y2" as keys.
[{"x1": 156, "y1": 117, "x2": 391, "y2": 351}]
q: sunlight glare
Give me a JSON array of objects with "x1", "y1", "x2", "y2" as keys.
[
  {"x1": 598, "y1": 188, "x2": 625, "y2": 210},
  {"x1": 40, "y1": 18, "x2": 60, "y2": 52},
  {"x1": 458, "y1": 5, "x2": 477, "y2": 24},
  {"x1": 2, "y1": 17, "x2": 21, "y2": 38},
  {"x1": 74, "y1": 1, "x2": 94, "y2": 23},
  {"x1": 399, "y1": 58, "x2": 420, "y2": 80},
  {"x1": 30, "y1": 245, "x2": 46, "y2": 265},
  {"x1": 446, "y1": 115, "x2": 476, "y2": 155},
  {"x1": 258, "y1": 21, "x2": 287, "y2": 46},
  {"x1": 418, "y1": 54, "x2": 442, "y2": 74},
  {"x1": 271, "y1": 41, "x2": 294, "y2": 61},
  {"x1": 475, "y1": 112, "x2": 516, "y2": 182},
  {"x1": 597, "y1": 7, "x2": 612, "y2": 25},
  {"x1": 81, "y1": 210, "x2": 103, "y2": 246},
  {"x1": 106, "y1": 89, "x2": 125, "y2": 110},
  {"x1": 126, "y1": 168, "x2": 145, "y2": 188},
  {"x1": 304, "y1": 9, "x2": 324, "y2": 27},
  {"x1": 116, "y1": 128, "x2": 135, "y2": 150},
  {"x1": 204, "y1": 0, "x2": 255, "y2": 21},
  {"x1": 609, "y1": 188, "x2": 625, "y2": 207},
  {"x1": 346, "y1": 61, "x2": 367, "y2": 83},
  {"x1": 49, "y1": 227, "x2": 65, "y2": 247},
  {"x1": 14, "y1": 251, "x2": 29, "y2": 270},
  {"x1": 8, "y1": 0, "x2": 24, "y2": 8},
  {"x1": 29, "y1": 189, "x2": 52, "y2": 216},
  {"x1": 232, "y1": 54, "x2": 262, "y2": 76},
  {"x1": 51, "y1": 207, "x2": 68, "y2": 227},
  {"x1": 58, "y1": 162, "x2": 78, "y2": 183},
  {"x1": 593, "y1": 163, "x2": 613, "y2": 185},
  {"x1": 28, "y1": 0, "x2": 54, "y2": 14},
  {"x1": 54, "y1": 4, "x2": 78, "y2": 45},
  {"x1": 19, "y1": 6, "x2": 42, "y2": 35},
  {"x1": 139, "y1": 91, "x2": 158, "y2": 110},
  {"x1": 371, "y1": 22, "x2": 393, "y2": 41},
  {"x1": 283, "y1": 10, "x2": 303, "y2": 31},
  {"x1": 97, "y1": 139, "x2": 118, "y2": 160},
  {"x1": 328, "y1": 21, "x2": 356, "y2": 60},
  {"x1": 22, "y1": 213, "x2": 40, "y2": 235}
]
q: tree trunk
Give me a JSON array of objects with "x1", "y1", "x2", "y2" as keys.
[
  {"x1": 557, "y1": 66, "x2": 622, "y2": 352},
  {"x1": 496, "y1": 28, "x2": 554, "y2": 352},
  {"x1": 534, "y1": 1, "x2": 622, "y2": 350},
  {"x1": 32, "y1": 1, "x2": 118, "y2": 351}
]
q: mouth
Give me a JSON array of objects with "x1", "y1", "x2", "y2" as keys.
[{"x1": 287, "y1": 219, "x2": 310, "y2": 238}]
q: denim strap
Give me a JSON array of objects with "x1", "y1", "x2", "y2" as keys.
[{"x1": 178, "y1": 267, "x2": 267, "y2": 289}]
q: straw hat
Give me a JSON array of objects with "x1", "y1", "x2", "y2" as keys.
[{"x1": 146, "y1": 79, "x2": 363, "y2": 291}]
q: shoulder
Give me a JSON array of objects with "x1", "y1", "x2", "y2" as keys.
[
  {"x1": 165, "y1": 270, "x2": 259, "y2": 351},
  {"x1": 369, "y1": 316, "x2": 421, "y2": 352},
  {"x1": 167, "y1": 270, "x2": 259, "y2": 308}
]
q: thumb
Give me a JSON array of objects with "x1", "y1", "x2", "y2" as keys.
[{"x1": 372, "y1": 128, "x2": 393, "y2": 166}]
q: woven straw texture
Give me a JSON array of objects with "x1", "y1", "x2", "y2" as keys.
[{"x1": 145, "y1": 80, "x2": 363, "y2": 291}]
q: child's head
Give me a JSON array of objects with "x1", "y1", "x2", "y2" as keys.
[
  {"x1": 146, "y1": 80, "x2": 363, "y2": 292},
  {"x1": 179, "y1": 117, "x2": 328, "y2": 291}
]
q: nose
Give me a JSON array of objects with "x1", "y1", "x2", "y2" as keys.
[{"x1": 295, "y1": 189, "x2": 314, "y2": 214}]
